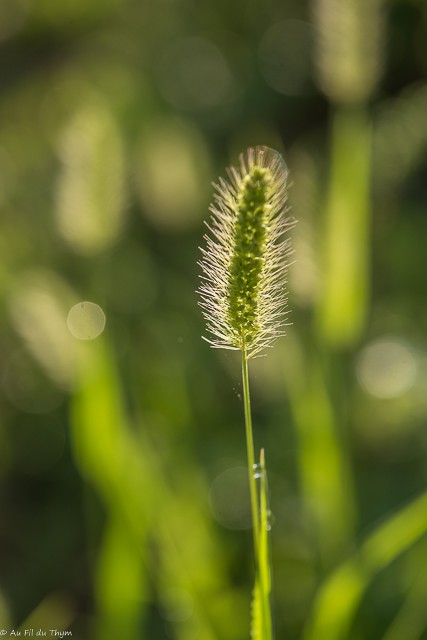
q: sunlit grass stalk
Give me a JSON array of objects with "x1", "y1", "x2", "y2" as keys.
[
  {"x1": 198, "y1": 146, "x2": 293, "y2": 639},
  {"x1": 241, "y1": 349, "x2": 259, "y2": 553},
  {"x1": 242, "y1": 353, "x2": 271, "y2": 638}
]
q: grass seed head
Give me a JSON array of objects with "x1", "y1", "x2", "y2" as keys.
[{"x1": 198, "y1": 146, "x2": 294, "y2": 358}]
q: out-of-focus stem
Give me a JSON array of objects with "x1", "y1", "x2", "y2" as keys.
[{"x1": 317, "y1": 106, "x2": 371, "y2": 347}]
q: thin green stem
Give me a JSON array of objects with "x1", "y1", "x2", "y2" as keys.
[
  {"x1": 259, "y1": 448, "x2": 273, "y2": 639},
  {"x1": 242, "y1": 348, "x2": 260, "y2": 560}
]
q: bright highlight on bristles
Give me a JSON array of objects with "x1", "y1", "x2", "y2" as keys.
[{"x1": 198, "y1": 146, "x2": 293, "y2": 358}]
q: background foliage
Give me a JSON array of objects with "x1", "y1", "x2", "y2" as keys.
[{"x1": 1, "y1": 0, "x2": 427, "y2": 638}]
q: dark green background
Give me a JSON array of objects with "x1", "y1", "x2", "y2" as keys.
[{"x1": 1, "y1": 0, "x2": 427, "y2": 638}]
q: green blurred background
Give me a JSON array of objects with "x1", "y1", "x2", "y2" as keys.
[{"x1": 1, "y1": 0, "x2": 427, "y2": 638}]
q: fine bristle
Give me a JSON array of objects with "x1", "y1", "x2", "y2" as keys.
[{"x1": 198, "y1": 146, "x2": 294, "y2": 358}]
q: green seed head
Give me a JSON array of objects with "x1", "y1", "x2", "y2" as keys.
[{"x1": 198, "y1": 147, "x2": 293, "y2": 358}]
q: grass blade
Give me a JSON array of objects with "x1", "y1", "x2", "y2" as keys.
[{"x1": 251, "y1": 449, "x2": 273, "y2": 640}]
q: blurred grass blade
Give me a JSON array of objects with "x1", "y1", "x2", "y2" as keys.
[
  {"x1": 71, "y1": 338, "x2": 239, "y2": 639},
  {"x1": 303, "y1": 558, "x2": 365, "y2": 640},
  {"x1": 18, "y1": 594, "x2": 75, "y2": 635},
  {"x1": 304, "y1": 490, "x2": 427, "y2": 640},
  {"x1": 288, "y1": 348, "x2": 356, "y2": 562},
  {"x1": 71, "y1": 338, "x2": 129, "y2": 495},
  {"x1": 360, "y1": 491, "x2": 427, "y2": 573},
  {"x1": 95, "y1": 516, "x2": 146, "y2": 640},
  {"x1": 8, "y1": 270, "x2": 78, "y2": 389},
  {"x1": 56, "y1": 99, "x2": 126, "y2": 255},
  {"x1": 70, "y1": 338, "x2": 147, "y2": 640},
  {"x1": 317, "y1": 108, "x2": 371, "y2": 347},
  {"x1": 381, "y1": 541, "x2": 427, "y2": 640}
]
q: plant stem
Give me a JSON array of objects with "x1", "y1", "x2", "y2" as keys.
[
  {"x1": 242, "y1": 348, "x2": 260, "y2": 559},
  {"x1": 259, "y1": 448, "x2": 273, "y2": 639}
]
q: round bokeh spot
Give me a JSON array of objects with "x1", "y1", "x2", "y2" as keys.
[{"x1": 67, "y1": 301, "x2": 106, "y2": 340}]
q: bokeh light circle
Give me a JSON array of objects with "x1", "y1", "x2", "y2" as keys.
[
  {"x1": 356, "y1": 338, "x2": 417, "y2": 399},
  {"x1": 67, "y1": 301, "x2": 106, "y2": 340}
]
